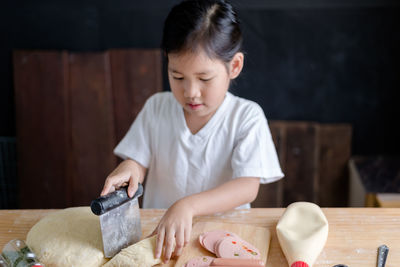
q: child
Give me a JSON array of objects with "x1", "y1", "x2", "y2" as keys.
[{"x1": 100, "y1": 0, "x2": 283, "y2": 263}]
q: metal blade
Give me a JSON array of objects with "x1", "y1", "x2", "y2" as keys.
[
  {"x1": 99, "y1": 197, "x2": 142, "y2": 258},
  {"x1": 377, "y1": 244, "x2": 389, "y2": 267}
]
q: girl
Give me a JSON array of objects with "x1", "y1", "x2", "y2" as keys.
[{"x1": 100, "y1": 0, "x2": 283, "y2": 263}]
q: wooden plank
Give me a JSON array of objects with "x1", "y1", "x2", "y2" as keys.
[
  {"x1": 109, "y1": 49, "x2": 163, "y2": 144},
  {"x1": 269, "y1": 121, "x2": 286, "y2": 206},
  {"x1": 109, "y1": 49, "x2": 163, "y2": 207},
  {"x1": 318, "y1": 124, "x2": 352, "y2": 206},
  {"x1": 253, "y1": 181, "x2": 283, "y2": 207},
  {"x1": 282, "y1": 122, "x2": 319, "y2": 205},
  {"x1": 253, "y1": 122, "x2": 285, "y2": 207},
  {"x1": 254, "y1": 121, "x2": 352, "y2": 207},
  {"x1": 13, "y1": 51, "x2": 70, "y2": 208},
  {"x1": 13, "y1": 49, "x2": 164, "y2": 209},
  {"x1": 68, "y1": 52, "x2": 117, "y2": 206}
]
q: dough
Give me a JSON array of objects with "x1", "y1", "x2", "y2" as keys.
[
  {"x1": 102, "y1": 235, "x2": 161, "y2": 267},
  {"x1": 276, "y1": 202, "x2": 329, "y2": 266},
  {"x1": 26, "y1": 207, "x2": 108, "y2": 267},
  {"x1": 26, "y1": 207, "x2": 161, "y2": 267}
]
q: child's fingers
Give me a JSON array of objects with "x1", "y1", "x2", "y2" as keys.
[
  {"x1": 173, "y1": 227, "x2": 184, "y2": 257},
  {"x1": 127, "y1": 177, "x2": 139, "y2": 198},
  {"x1": 100, "y1": 179, "x2": 115, "y2": 196},
  {"x1": 184, "y1": 225, "x2": 191, "y2": 247},
  {"x1": 101, "y1": 171, "x2": 132, "y2": 196},
  {"x1": 163, "y1": 229, "x2": 175, "y2": 262},
  {"x1": 155, "y1": 228, "x2": 165, "y2": 259}
]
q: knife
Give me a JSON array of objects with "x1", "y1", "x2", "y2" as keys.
[{"x1": 91, "y1": 184, "x2": 143, "y2": 258}]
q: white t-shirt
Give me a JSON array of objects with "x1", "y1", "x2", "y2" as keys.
[{"x1": 114, "y1": 92, "x2": 284, "y2": 209}]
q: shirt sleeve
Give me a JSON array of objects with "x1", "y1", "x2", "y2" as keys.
[
  {"x1": 231, "y1": 104, "x2": 284, "y2": 184},
  {"x1": 113, "y1": 96, "x2": 155, "y2": 168}
]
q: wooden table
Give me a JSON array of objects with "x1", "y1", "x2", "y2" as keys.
[{"x1": 0, "y1": 208, "x2": 399, "y2": 266}]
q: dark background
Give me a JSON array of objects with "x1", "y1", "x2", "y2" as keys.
[{"x1": 1, "y1": 0, "x2": 399, "y2": 155}]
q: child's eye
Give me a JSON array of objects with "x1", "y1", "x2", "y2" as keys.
[
  {"x1": 173, "y1": 77, "x2": 184, "y2": 80},
  {"x1": 200, "y1": 78, "x2": 212, "y2": 82}
]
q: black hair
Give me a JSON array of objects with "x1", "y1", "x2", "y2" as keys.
[{"x1": 161, "y1": 0, "x2": 243, "y2": 63}]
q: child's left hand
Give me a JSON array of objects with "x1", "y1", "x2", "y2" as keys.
[
  {"x1": 153, "y1": 199, "x2": 194, "y2": 263},
  {"x1": 150, "y1": 177, "x2": 260, "y2": 263}
]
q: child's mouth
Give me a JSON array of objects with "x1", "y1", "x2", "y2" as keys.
[{"x1": 188, "y1": 103, "x2": 203, "y2": 110}]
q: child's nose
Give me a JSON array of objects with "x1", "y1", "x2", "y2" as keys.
[{"x1": 183, "y1": 81, "x2": 201, "y2": 99}]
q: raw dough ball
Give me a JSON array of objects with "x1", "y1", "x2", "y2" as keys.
[
  {"x1": 26, "y1": 207, "x2": 108, "y2": 267},
  {"x1": 103, "y1": 235, "x2": 161, "y2": 267}
]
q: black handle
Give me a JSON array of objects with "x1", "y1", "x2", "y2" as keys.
[{"x1": 90, "y1": 183, "x2": 143, "y2": 216}]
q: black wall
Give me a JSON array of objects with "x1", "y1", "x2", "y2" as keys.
[{"x1": 1, "y1": 0, "x2": 399, "y2": 155}]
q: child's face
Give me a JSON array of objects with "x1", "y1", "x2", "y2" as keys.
[{"x1": 168, "y1": 49, "x2": 242, "y2": 122}]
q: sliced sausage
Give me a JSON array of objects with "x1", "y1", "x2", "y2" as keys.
[
  {"x1": 200, "y1": 230, "x2": 238, "y2": 254},
  {"x1": 214, "y1": 236, "x2": 261, "y2": 259},
  {"x1": 183, "y1": 256, "x2": 215, "y2": 267},
  {"x1": 210, "y1": 258, "x2": 264, "y2": 266}
]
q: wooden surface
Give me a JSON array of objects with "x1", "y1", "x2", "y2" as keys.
[
  {"x1": 0, "y1": 208, "x2": 399, "y2": 266},
  {"x1": 174, "y1": 221, "x2": 270, "y2": 267},
  {"x1": 318, "y1": 124, "x2": 352, "y2": 207},
  {"x1": 110, "y1": 49, "x2": 163, "y2": 143},
  {"x1": 254, "y1": 121, "x2": 352, "y2": 208},
  {"x1": 68, "y1": 52, "x2": 117, "y2": 206},
  {"x1": 13, "y1": 49, "x2": 162, "y2": 208},
  {"x1": 13, "y1": 51, "x2": 70, "y2": 208}
]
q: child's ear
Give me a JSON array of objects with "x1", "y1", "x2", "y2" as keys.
[{"x1": 229, "y1": 52, "x2": 244, "y2": 79}]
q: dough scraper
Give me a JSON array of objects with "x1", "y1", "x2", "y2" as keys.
[{"x1": 91, "y1": 184, "x2": 143, "y2": 258}]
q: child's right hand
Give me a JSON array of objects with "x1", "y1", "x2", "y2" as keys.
[{"x1": 100, "y1": 159, "x2": 146, "y2": 198}]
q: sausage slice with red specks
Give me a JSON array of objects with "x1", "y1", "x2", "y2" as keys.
[
  {"x1": 183, "y1": 256, "x2": 215, "y2": 267},
  {"x1": 210, "y1": 258, "x2": 264, "y2": 266},
  {"x1": 214, "y1": 236, "x2": 261, "y2": 259},
  {"x1": 199, "y1": 230, "x2": 239, "y2": 254}
]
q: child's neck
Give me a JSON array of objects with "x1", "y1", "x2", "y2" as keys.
[{"x1": 184, "y1": 111, "x2": 215, "y2": 135}]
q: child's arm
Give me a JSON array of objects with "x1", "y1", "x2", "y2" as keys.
[
  {"x1": 101, "y1": 159, "x2": 147, "y2": 198},
  {"x1": 155, "y1": 177, "x2": 260, "y2": 263}
]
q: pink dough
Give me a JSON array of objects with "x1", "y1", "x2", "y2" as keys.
[
  {"x1": 214, "y1": 236, "x2": 261, "y2": 259},
  {"x1": 183, "y1": 256, "x2": 215, "y2": 267},
  {"x1": 200, "y1": 230, "x2": 238, "y2": 254}
]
